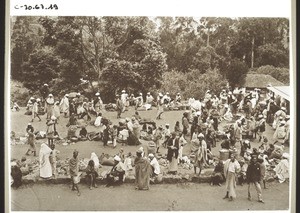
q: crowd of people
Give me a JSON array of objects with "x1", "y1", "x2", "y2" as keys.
[{"x1": 11, "y1": 83, "x2": 290, "y2": 202}]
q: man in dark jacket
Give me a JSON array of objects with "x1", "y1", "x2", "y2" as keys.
[{"x1": 246, "y1": 154, "x2": 264, "y2": 203}]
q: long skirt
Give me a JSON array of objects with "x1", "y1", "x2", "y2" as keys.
[
  {"x1": 225, "y1": 172, "x2": 237, "y2": 198},
  {"x1": 169, "y1": 157, "x2": 178, "y2": 172}
]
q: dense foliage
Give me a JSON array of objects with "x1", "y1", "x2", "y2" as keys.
[{"x1": 10, "y1": 17, "x2": 289, "y2": 102}]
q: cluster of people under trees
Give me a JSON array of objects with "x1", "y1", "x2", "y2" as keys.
[{"x1": 11, "y1": 83, "x2": 290, "y2": 202}]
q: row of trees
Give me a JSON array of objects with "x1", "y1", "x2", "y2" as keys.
[{"x1": 11, "y1": 16, "x2": 289, "y2": 102}]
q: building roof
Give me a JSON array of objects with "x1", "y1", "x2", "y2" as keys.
[
  {"x1": 243, "y1": 74, "x2": 285, "y2": 88},
  {"x1": 267, "y1": 86, "x2": 290, "y2": 101}
]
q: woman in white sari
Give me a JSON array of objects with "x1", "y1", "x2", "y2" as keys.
[{"x1": 39, "y1": 143, "x2": 53, "y2": 178}]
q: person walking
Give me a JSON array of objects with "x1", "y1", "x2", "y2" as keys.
[
  {"x1": 246, "y1": 154, "x2": 264, "y2": 203},
  {"x1": 31, "y1": 99, "x2": 41, "y2": 122},
  {"x1": 25, "y1": 125, "x2": 36, "y2": 156},
  {"x1": 223, "y1": 154, "x2": 241, "y2": 201}
]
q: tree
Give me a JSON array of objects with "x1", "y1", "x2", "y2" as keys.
[
  {"x1": 224, "y1": 58, "x2": 249, "y2": 88},
  {"x1": 256, "y1": 44, "x2": 289, "y2": 68},
  {"x1": 11, "y1": 17, "x2": 43, "y2": 80},
  {"x1": 255, "y1": 65, "x2": 289, "y2": 84},
  {"x1": 22, "y1": 47, "x2": 60, "y2": 91}
]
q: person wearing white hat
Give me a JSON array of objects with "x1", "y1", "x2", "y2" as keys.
[
  {"x1": 31, "y1": 98, "x2": 42, "y2": 122},
  {"x1": 45, "y1": 94, "x2": 55, "y2": 120},
  {"x1": 93, "y1": 92, "x2": 103, "y2": 113},
  {"x1": 59, "y1": 94, "x2": 70, "y2": 117},
  {"x1": 148, "y1": 153, "x2": 160, "y2": 177},
  {"x1": 175, "y1": 92, "x2": 182, "y2": 103},
  {"x1": 273, "y1": 107, "x2": 287, "y2": 130},
  {"x1": 273, "y1": 152, "x2": 289, "y2": 183},
  {"x1": 120, "y1": 90, "x2": 128, "y2": 112},
  {"x1": 106, "y1": 155, "x2": 125, "y2": 187},
  {"x1": 273, "y1": 119, "x2": 287, "y2": 144},
  {"x1": 145, "y1": 92, "x2": 154, "y2": 105},
  {"x1": 166, "y1": 132, "x2": 180, "y2": 175},
  {"x1": 223, "y1": 153, "x2": 241, "y2": 201}
]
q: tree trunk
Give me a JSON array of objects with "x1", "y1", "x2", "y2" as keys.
[
  {"x1": 207, "y1": 31, "x2": 210, "y2": 47},
  {"x1": 251, "y1": 36, "x2": 255, "y2": 68}
]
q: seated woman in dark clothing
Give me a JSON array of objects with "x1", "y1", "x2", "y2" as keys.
[
  {"x1": 210, "y1": 159, "x2": 225, "y2": 186},
  {"x1": 79, "y1": 127, "x2": 88, "y2": 141},
  {"x1": 85, "y1": 160, "x2": 98, "y2": 189},
  {"x1": 11, "y1": 163, "x2": 22, "y2": 189},
  {"x1": 221, "y1": 139, "x2": 231, "y2": 149}
]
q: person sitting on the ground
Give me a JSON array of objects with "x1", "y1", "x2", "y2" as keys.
[
  {"x1": 106, "y1": 155, "x2": 125, "y2": 187},
  {"x1": 210, "y1": 159, "x2": 225, "y2": 186},
  {"x1": 117, "y1": 126, "x2": 129, "y2": 146},
  {"x1": 273, "y1": 120, "x2": 287, "y2": 144},
  {"x1": 86, "y1": 159, "x2": 98, "y2": 190},
  {"x1": 11, "y1": 161, "x2": 22, "y2": 189},
  {"x1": 67, "y1": 113, "x2": 78, "y2": 127},
  {"x1": 79, "y1": 126, "x2": 88, "y2": 140},
  {"x1": 94, "y1": 112, "x2": 103, "y2": 127},
  {"x1": 148, "y1": 153, "x2": 160, "y2": 177},
  {"x1": 133, "y1": 111, "x2": 142, "y2": 122},
  {"x1": 12, "y1": 102, "x2": 20, "y2": 112}
]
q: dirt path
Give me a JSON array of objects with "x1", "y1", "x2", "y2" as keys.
[{"x1": 11, "y1": 181, "x2": 289, "y2": 211}]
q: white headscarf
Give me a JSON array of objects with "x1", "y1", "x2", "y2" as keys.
[{"x1": 90, "y1": 152, "x2": 100, "y2": 169}]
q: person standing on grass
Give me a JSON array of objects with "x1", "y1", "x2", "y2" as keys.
[
  {"x1": 166, "y1": 132, "x2": 179, "y2": 175},
  {"x1": 182, "y1": 112, "x2": 189, "y2": 139},
  {"x1": 45, "y1": 94, "x2": 55, "y2": 120},
  {"x1": 25, "y1": 125, "x2": 36, "y2": 156},
  {"x1": 134, "y1": 150, "x2": 152, "y2": 190},
  {"x1": 86, "y1": 159, "x2": 98, "y2": 190},
  {"x1": 31, "y1": 99, "x2": 41, "y2": 122},
  {"x1": 46, "y1": 116, "x2": 57, "y2": 147},
  {"x1": 116, "y1": 95, "x2": 123, "y2": 119},
  {"x1": 156, "y1": 93, "x2": 164, "y2": 120},
  {"x1": 49, "y1": 144, "x2": 60, "y2": 179},
  {"x1": 60, "y1": 94, "x2": 69, "y2": 117},
  {"x1": 69, "y1": 150, "x2": 81, "y2": 196},
  {"x1": 223, "y1": 154, "x2": 241, "y2": 201},
  {"x1": 246, "y1": 154, "x2": 264, "y2": 203}
]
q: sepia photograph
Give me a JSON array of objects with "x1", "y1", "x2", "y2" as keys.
[
  {"x1": 7, "y1": 15, "x2": 293, "y2": 211},
  {"x1": 7, "y1": 0, "x2": 297, "y2": 209}
]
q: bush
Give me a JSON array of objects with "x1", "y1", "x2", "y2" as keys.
[
  {"x1": 160, "y1": 69, "x2": 228, "y2": 100},
  {"x1": 256, "y1": 65, "x2": 289, "y2": 84},
  {"x1": 10, "y1": 80, "x2": 33, "y2": 107}
]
